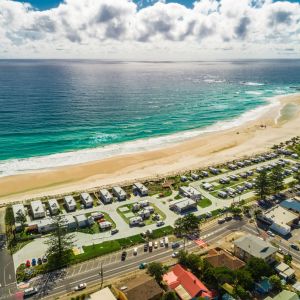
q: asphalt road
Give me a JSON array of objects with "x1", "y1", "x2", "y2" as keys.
[
  {"x1": 36, "y1": 219, "x2": 246, "y2": 299},
  {"x1": 0, "y1": 248, "x2": 17, "y2": 300}
]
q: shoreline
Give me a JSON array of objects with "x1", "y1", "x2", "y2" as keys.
[{"x1": 1, "y1": 93, "x2": 300, "y2": 204}]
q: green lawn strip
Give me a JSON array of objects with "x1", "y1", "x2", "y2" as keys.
[
  {"x1": 150, "y1": 226, "x2": 174, "y2": 239},
  {"x1": 197, "y1": 198, "x2": 212, "y2": 208}
]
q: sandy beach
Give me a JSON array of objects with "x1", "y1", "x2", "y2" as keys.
[{"x1": 1, "y1": 93, "x2": 300, "y2": 205}]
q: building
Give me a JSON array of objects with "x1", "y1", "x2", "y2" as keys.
[
  {"x1": 264, "y1": 205, "x2": 299, "y2": 235},
  {"x1": 163, "y1": 264, "x2": 213, "y2": 300},
  {"x1": 280, "y1": 198, "x2": 300, "y2": 214},
  {"x1": 233, "y1": 234, "x2": 277, "y2": 263},
  {"x1": 112, "y1": 186, "x2": 127, "y2": 201},
  {"x1": 89, "y1": 287, "x2": 117, "y2": 300},
  {"x1": 80, "y1": 192, "x2": 93, "y2": 208},
  {"x1": 140, "y1": 200, "x2": 149, "y2": 207},
  {"x1": 129, "y1": 216, "x2": 143, "y2": 226},
  {"x1": 64, "y1": 195, "x2": 76, "y2": 212},
  {"x1": 99, "y1": 189, "x2": 113, "y2": 204},
  {"x1": 28, "y1": 218, "x2": 56, "y2": 234},
  {"x1": 48, "y1": 199, "x2": 59, "y2": 215},
  {"x1": 63, "y1": 215, "x2": 77, "y2": 230},
  {"x1": 74, "y1": 214, "x2": 88, "y2": 228},
  {"x1": 139, "y1": 209, "x2": 151, "y2": 219},
  {"x1": 169, "y1": 198, "x2": 197, "y2": 213},
  {"x1": 202, "y1": 182, "x2": 213, "y2": 191},
  {"x1": 179, "y1": 186, "x2": 202, "y2": 200},
  {"x1": 205, "y1": 248, "x2": 245, "y2": 271},
  {"x1": 264, "y1": 290, "x2": 299, "y2": 300},
  {"x1": 133, "y1": 182, "x2": 148, "y2": 196},
  {"x1": 116, "y1": 273, "x2": 163, "y2": 300},
  {"x1": 30, "y1": 200, "x2": 46, "y2": 219},
  {"x1": 99, "y1": 221, "x2": 112, "y2": 231},
  {"x1": 275, "y1": 262, "x2": 295, "y2": 280}
]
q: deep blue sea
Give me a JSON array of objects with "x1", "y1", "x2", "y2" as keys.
[{"x1": 0, "y1": 60, "x2": 299, "y2": 176}]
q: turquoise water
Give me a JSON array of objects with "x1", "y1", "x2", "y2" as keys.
[{"x1": 0, "y1": 60, "x2": 299, "y2": 176}]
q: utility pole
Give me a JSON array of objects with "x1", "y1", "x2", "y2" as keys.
[{"x1": 100, "y1": 262, "x2": 104, "y2": 289}]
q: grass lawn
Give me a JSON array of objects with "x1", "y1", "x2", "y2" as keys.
[
  {"x1": 198, "y1": 198, "x2": 212, "y2": 208},
  {"x1": 151, "y1": 226, "x2": 174, "y2": 239}
]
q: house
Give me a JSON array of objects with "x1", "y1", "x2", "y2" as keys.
[
  {"x1": 80, "y1": 192, "x2": 93, "y2": 208},
  {"x1": 139, "y1": 209, "x2": 151, "y2": 219},
  {"x1": 202, "y1": 182, "x2": 213, "y2": 191},
  {"x1": 233, "y1": 234, "x2": 277, "y2": 263},
  {"x1": 74, "y1": 214, "x2": 88, "y2": 228},
  {"x1": 129, "y1": 216, "x2": 143, "y2": 226},
  {"x1": 64, "y1": 195, "x2": 76, "y2": 212},
  {"x1": 191, "y1": 173, "x2": 200, "y2": 180},
  {"x1": 99, "y1": 221, "x2": 112, "y2": 231},
  {"x1": 132, "y1": 203, "x2": 140, "y2": 212},
  {"x1": 116, "y1": 273, "x2": 163, "y2": 300},
  {"x1": 31, "y1": 218, "x2": 56, "y2": 234},
  {"x1": 264, "y1": 290, "x2": 299, "y2": 300},
  {"x1": 89, "y1": 287, "x2": 117, "y2": 300},
  {"x1": 133, "y1": 182, "x2": 148, "y2": 196},
  {"x1": 12, "y1": 204, "x2": 27, "y2": 231},
  {"x1": 275, "y1": 262, "x2": 295, "y2": 280},
  {"x1": 163, "y1": 264, "x2": 213, "y2": 300},
  {"x1": 179, "y1": 186, "x2": 202, "y2": 200},
  {"x1": 205, "y1": 248, "x2": 245, "y2": 271},
  {"x1": 140, "y1": 200, "x2": 149, "y2": 207},
  {"x1": 99, "y1": 189, "x2": 113, "y2": 204},
  {"x1": 280, "y1": 198, "x2": 300, "y2": 214},
  {"x1": 30, "y1": 200, "x2": 46, "y2": 219},
  {"x1": 63, "y1": 215, "x2": 77, "y2": 230},
  {"x1": 48, "y1": 199, "x2": 59, "y2": 215},
  {"x1": 112, "y1": 186, "x2": 127, "y2": 201},
  {"x1": 264, "y1": 205, "x2": 299, "y2": 235},
  {"x1": 169, "y1": 198, "x2": 197, "y2": 213}
]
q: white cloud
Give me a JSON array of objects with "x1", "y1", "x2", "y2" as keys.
[{"x1": 0, "y1": 0, "x2": 299, "y2": 59}]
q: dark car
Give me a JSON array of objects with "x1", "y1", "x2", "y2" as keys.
[
  {"x1": 121, "y1": 251, "x2": 127, "y2": 261},
  {"x1": 144, "y1": 244, "x2": 148, "y2": 252},
  {"x1": 291, "y1": 244, "x2": 300, "y2": 251},
  {"x1": 171, "y1": 242, "x2": 180, "y2": 249},
  {"x1": 111, "y1": 229, "x2": 119, "y2": 235},
  {"x1": 37, "y1": 258, "x2": 42, "y2": 265},
  {"x1": 31, "y1": 258, "x2": 36, "y2": 266},
  {"x1": 138, "y1": 222, "x2": 146, "y2": 227},
  {"x1": 225, "y1": 216, "x2": 232, "y2": 222}
]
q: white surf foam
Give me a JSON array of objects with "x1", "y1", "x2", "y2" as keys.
[
  {"x1": 0, "y1": 95, "x2": 284, "y2": 178},
  {"x1": 240, "y1": 81, "x2": 265, "y2": 86}
]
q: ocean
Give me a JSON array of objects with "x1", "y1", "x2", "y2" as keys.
[{"x1": 0, "y1": 59, "x2": 299, "y2": 177}]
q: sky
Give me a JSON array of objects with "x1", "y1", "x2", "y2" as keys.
[{"x1": 1, "y1": 0, "x2": 300, "y2": 60}]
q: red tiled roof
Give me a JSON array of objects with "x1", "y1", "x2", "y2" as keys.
[{"x1": 163, "y1": 264, "x2": 213, "y2": 299}]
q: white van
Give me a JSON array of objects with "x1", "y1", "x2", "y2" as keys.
[
  {"x1": 24, "y1": 287, "x2": 38, "y2": 297},
  {"x1": 164, "y1": 237, "x2": 169, "y2": 247},
  {"x1": 133, "y1": 247, "x2": 138, "y2": 256},
  {"x1": 148, "y1": 241, "x2": 153, "y2": 252}
]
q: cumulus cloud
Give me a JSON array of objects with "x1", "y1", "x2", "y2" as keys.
[{"x1": 0, "y1": 0, "x2": 299, "y2": 59}]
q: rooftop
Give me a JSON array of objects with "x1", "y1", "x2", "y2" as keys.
[
  {"x1": 170, "y1": 198, "x2": 196, "y2": 209},
  {"x1": 117, "y1": 273, "x2": 163, "y2": 300},
  {"x1": 89, "y1": 287, "x2": 117, "y2": 300},
  {"x1": 31, "y1": 200, "x2": 45, "y2": 213},
  {"x1": 280, "y1": 198, "x2": 300, "y2": 213},
  {"x1": 233, "y1": 234, "x2": 277, "y2": 259},
  {"x1": 163, "y1": 264, "x2": 213, "y2": 299},
  {"x1": 74, "y1": 214, "x2": 87, "y2": 222},
  {"x1": 205, "y1": 248, "x2": 245, "y2": 270},
  {"x1": 264, "y1": 290, "x2": 299, "y2": 300},
  {"x1": 264, "y1": 205, "x2": 298, "y2": 226}
]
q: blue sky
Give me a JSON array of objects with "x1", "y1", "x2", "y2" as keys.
[{"x1": 14, "y1": 0, "x2": 300, "y2": 10}]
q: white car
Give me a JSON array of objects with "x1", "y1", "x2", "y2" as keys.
[
  {"x1": 267, "y1": 230, "x2": 275, "y2": 237},
  {"x1": 74, "y1": 283, "x2": 87, "y2": 291},
  {"x1": 133, "y1": 247, "x2": 138, "y2": 256},
  {"x1": 172, "y1": 252, "x2": 179, "y2": 258},
  {"x1": 154, "y1": 241, "x2": 158, "y2": 249},
  {"x1": 160, "y1": 240, "x2": 164, "y2": 247}
]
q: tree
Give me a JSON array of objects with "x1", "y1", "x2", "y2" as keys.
[
  {"x1": 255, "y1": 169, "x2": 271, "y2": 200},
  {"x1": 270, "y1": 165, "x2": 285, "y2": 194},
  {"x1": 46, "y1": 215, "x2": 75, "y2": 269},
  {"x1": 233, "y1": 285, "x2": 251, "y2": 300},
  {"x1": 283, "y1": 254, "x2": 292, "y2": 266},
  {"x1": 269, "y1": 275, "x2": 282, "y2": 292},
  {"x1": 230, "y1": 206, "x2": 242, "y2": 218},
  {"x1": 234, "y1": 268, "x2": 254, "y2": 291},
  {"x1": 15, "y1": 211, "x2": 27, "y2": 231},
  {"x1": 178, "y1": 250, "x2": 202, "y2": 276},
  {"x1": 147, "y1": 262, "x2": 166, "y2": 284},
  {"x1": 246, "y1": 257, "x2": 273, "y2": 279},
  {"x1": 162, "y1": 291, "x2": 178, "y2": 300},
  {"x1": 294, "y1": 169, "x2": 300, "y2": 185},
  {"x1": 174, "y1": 214, "x2": 200, "y2": 249}
]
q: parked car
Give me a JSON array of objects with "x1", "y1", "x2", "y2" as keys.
[
  {"x1": 156, "y1": 221, "x2": 165, "y2": 227},
  {"x1": 121, "y1": 251, "x2": 127, "y2": 261},
  {"x1": 154, "y1": 241, "x2": 158, "y2": 249},
  {"x1": 31, "y1": 258, "x2": 36, "y2": 266},
  {"x1": 111, "y1": 229, "x2": 119, "y2": 235},
  {"x1": 267, "y1": 230, "x2": 275, "y2": 237},
  {"x1": 74, "y1": 283, "x2": 87, "y2": 291},
  {"x1": 160, "y1": 240, "x2": 164, "y2": 247},
  {"x1": 37, "y1": 258, "x2": 42, "y2": 265},
  {"x1": 133, "y1": 247, "x2": 138, "y2": 256},
  {"x1": 144, "y1": 244, "x2": 148, "y2": 252},
  {"x1": 139, "y1": 262, "x2": 148, "y2": 269},
  {"x1": 218, "y1": 218, "x2": 225, "y2": 224},
  {"x1": 25, "y1": 260, "x2": 31, "y2": 268},
  {"x1": 24, "y1": 287, "x2": 38, "y2": 298}
]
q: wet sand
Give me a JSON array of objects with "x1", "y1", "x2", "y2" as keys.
[{"x1": 1, "y1": 94, "x2": 300, "y2": 204}]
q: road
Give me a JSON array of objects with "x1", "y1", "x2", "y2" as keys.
[
  {"x1": 33, "y1": 219, "x2": 246, "y2": 299},
  {"x1": 0, "y1": 248, "x2": 17, "y2": 300}
]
